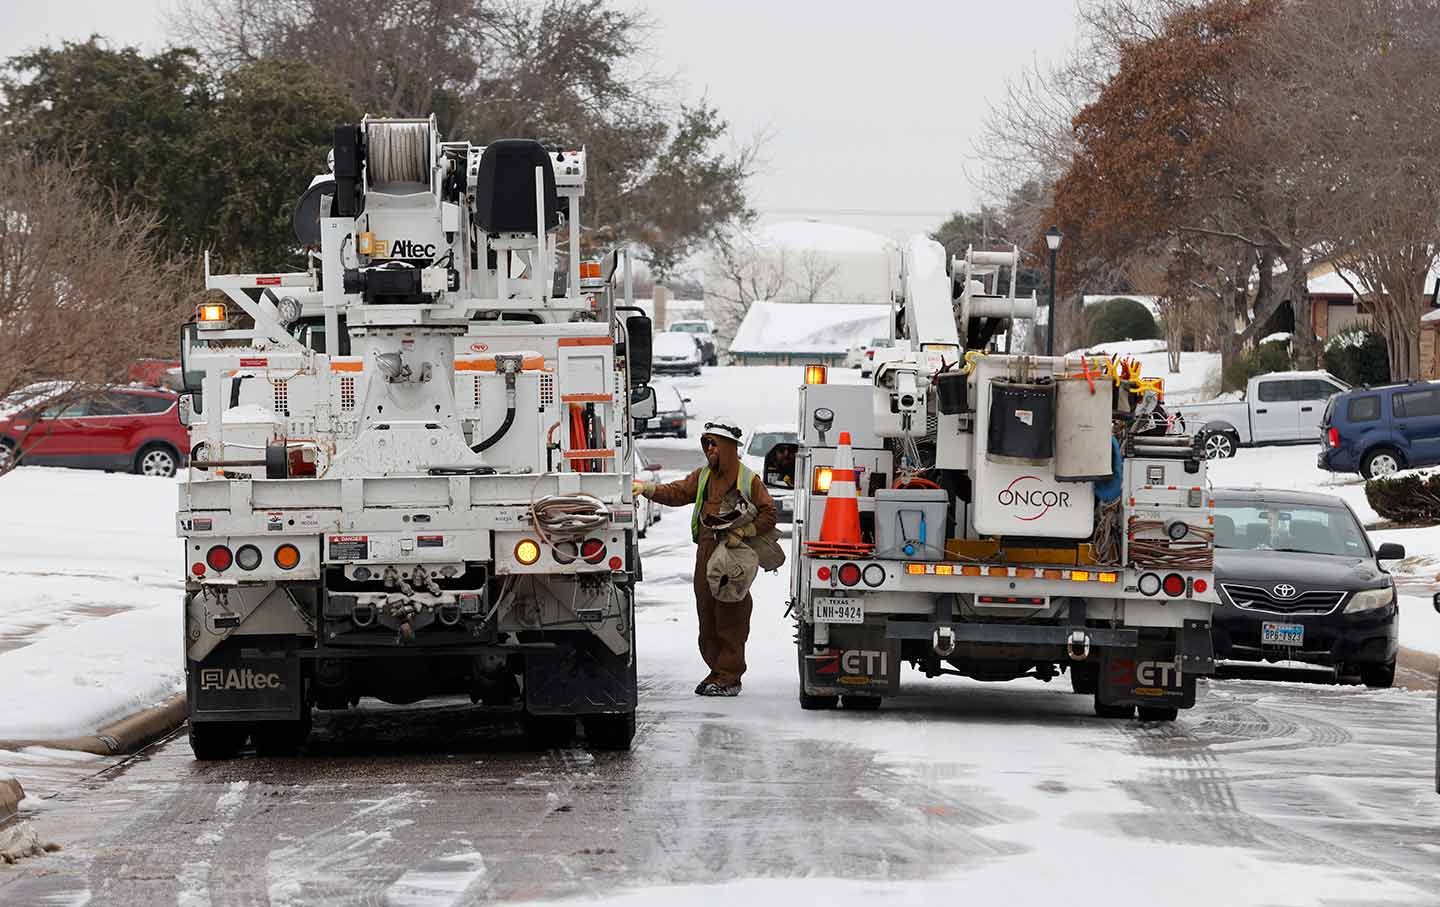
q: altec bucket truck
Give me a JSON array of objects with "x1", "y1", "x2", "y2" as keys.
[
  {"x1": 176, "y1": 117, "x2": 658, "y2": 757},
  {"x1": 789, "y1": 238, "x2": 1217, "y2": 720}
]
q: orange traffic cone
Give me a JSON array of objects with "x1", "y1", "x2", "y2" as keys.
[{"x1": 806, "y1": 431, "x2": 873, "y2": 558}]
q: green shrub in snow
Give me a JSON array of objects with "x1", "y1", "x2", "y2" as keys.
[
  {"x1": 1087, "y1": 298, "x2": 1158, "y2": 346},
  {"x1": 1222, "y1": 338, "x2": 1293, "y2": 392},
  {"x1": 1323, "y1": 328, "x2": 1390, "y2": 387},
  {"x1": 1365, "y1": 471, "x2": 1440, "y2": 524}
]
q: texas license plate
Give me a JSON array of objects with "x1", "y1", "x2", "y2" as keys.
[
  {"x1": 814, "y1": 596, "x2": 863, "y2": 624},
  {"x1": 1262, "y1": 622, "x2": 1304, "y2": 647}
]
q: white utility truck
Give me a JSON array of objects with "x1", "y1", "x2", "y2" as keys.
[
  {"x1": 789, "y1": 239, "x2": 1218, "y2": 720},
  {"x1": 1168, "y1": 370, "x2": 1348, "y2": 459},
  {"x1": 176, "y1": 116, "x2": 656, "y2": 757}
]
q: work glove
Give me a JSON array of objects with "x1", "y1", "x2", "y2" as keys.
[{"x1": 632, "y1": 480, "x2": 656, "y2": 497}]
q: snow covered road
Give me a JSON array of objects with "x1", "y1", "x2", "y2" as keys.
[{"x1": 2, "y1": 499, "x2": 1439, "y2": 905}]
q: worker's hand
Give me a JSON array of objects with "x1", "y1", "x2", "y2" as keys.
[
  {"x1": 724, "y1": 524, "x2": 756, "y2": 547},
  {"x1": 632, "y1": 480, "x2": 655, "y2": 497}
]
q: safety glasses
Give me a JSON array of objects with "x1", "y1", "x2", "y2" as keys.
[{"x1": 700, "y1": 437, "x2": 719, "y2": 451}]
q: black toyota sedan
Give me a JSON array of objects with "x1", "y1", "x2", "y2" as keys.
[{"x1": 1212, "y1": 488, "x2": 1404, "y2": 687}]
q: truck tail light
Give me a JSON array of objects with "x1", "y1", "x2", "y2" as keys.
[
  {"x1": 862, "y1": 564, "x2": 885, "y2": 586},
  {"x1": 816, "y1": 566, "x2": 832, "y2": 581},
  {"x1": 1138, "y1": 572, "x2": 1161, "y2": 596},
  {"x1": 1162, "y1": 573, "x2": 1186, "y2": 597},
  {"x1": 1327, "y1": 427, "x2": 1339, "y2": 448},
  {"x1": 515, "y1": 539, "x2": 541, "y2": 566},
  {"x1": 206, "y1": 545, "x2": 233, "y2": 572},
  {"x1": 812, "y1": 466, "x2": 833, "y2": 494},
  {"x1": 581, "y1": 538, "x2": 606, "y2": 564},
  {"x1": 235, "y1": 545, "x2": 262, "y2": 570},
  {"x1": 838, "y1": 563, "x2": 861, "y2": 586},
  {"x1": 274, "y1": 544, "x2": 301, "y2": 570},
  {"x1": 551, "y1": 541, "x2": 578, "y2": 564}
]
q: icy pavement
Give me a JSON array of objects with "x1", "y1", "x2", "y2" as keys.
[{"x1": 1, "y1": 506, "x2": 1438, "y2": 905}]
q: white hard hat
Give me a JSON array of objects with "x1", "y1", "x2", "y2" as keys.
[{"x1": 700, "y1": 418, "x2": 744, "y2": 445}]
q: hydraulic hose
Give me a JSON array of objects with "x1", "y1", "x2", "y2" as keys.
[{"x1": 472, "y1": 356, "x2": 520, "y2": 453}]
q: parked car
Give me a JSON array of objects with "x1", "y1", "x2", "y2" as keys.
[
  {"x1": 634, "y1": 448, "x2": 664, "y2": 538},
  {"x1": 845, "y1": 338, "x2": 904, "y2": 379},
  {"x1": 1170, "y1": 370, "x2": 1349, "y2": 459},
  {"x1": 668, "y1": 320, "x2": 718, "y2": 366},
  {"x1": 742, "y1": 424, "x2": 798, "y2": 526},
  {"x1": 1212, "y1": 487, "x2": 1403, "y2": 687},
  {"x1": 652, "y1": 331, "x2": 704, "y2": 376},
  {"x1": 1318, "y1": 379, "x2": 1440, "y2": 479},
  {"x1": 0, "y1": 386, "x2": 188, "y2": 477},
  {"x1": 635, "y1": 387, "x2": 691, "y2": 438}
]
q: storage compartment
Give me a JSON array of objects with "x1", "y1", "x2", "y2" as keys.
[
  {"x1": 1055, "y1": 376, "x2": 1115, "y2": 481},
  {"x1": 986, "y1": 380, "x2": 1055, "y2": 464},
  {"x1": 935, "y1": 371, "x2": 970, "y2": 415},
  {"x1": 874, "y1": 487, "x2": 949, "y2": 561}
]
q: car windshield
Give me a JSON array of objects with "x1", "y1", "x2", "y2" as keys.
[
  {"x1": 670, "y1": 323, "x2": 707, "y2": 334},
  {"x1": 1212, "y1": 500, "x2": 1369, "y2": 557},
  {"x1": 653, "y1": 333, "x2": 698, "y2": 356},
  {"x1": 747, "y1": 431, "x2": 798, "y2": 456}
]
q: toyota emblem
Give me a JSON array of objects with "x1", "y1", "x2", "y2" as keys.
[{"x1": 1272, "y1": 583, "x2": 1298, "y2": 599}]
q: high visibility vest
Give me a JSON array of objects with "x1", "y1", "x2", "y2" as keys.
[{"x1": 691, "y1": 464, "x2": 757, "y2": 542}]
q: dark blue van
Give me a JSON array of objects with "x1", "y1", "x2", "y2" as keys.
[{"x1": 1318, "y1": 381, "x2": 1440, "y2": 478}]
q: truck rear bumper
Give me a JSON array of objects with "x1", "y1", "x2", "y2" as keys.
[{"x1": 884, "y1": 621, "x2": 1137, "y2": 648}]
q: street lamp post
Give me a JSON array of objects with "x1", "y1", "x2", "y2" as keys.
[{"x1": 1044, "y1": 226, "x2": 1063, "y2": 356}]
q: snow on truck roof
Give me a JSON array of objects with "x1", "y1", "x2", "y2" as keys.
[{"x1": 729, "y1": 301, "x2": 893, "y2": 355}]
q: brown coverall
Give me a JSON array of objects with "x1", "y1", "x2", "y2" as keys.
[{"x1": 649, "y1": 453, "x2": 777, "y2": 686}]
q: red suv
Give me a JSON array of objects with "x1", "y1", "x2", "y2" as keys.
[{"x1": 0, "y1": 387, "x2": 188, "y2": 477}]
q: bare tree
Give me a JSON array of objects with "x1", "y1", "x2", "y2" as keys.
[
  {"x1": 702, "y1": 229, "x2": 790, "y2": 346},
  {"x1": 0, "y1": 152, "x2": 193, "y2": 472}
]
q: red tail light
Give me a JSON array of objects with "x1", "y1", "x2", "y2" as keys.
[
  {"x1": 1162, "y1": 573, "x2": 1186, "y2": 597},
  {"x1": 838, "y1": 563, "x2": 862, "y2": 586},
  {"x1": 206, "y1": 545, "x2": 233, "y2": 572},
  {"x1": 581, "y1": 538, "x2": 606, "y2": 564},
  {"x1": 1327, "y1": 427, "x2": 1339, "y2": 448}
]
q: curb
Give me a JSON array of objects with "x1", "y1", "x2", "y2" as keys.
[
  {"x1": 0, "y1": 694, "x2": 187, "y2": 757},
  {"x1": 0, "y1": 777, "x2": 22, "y2": 823}
]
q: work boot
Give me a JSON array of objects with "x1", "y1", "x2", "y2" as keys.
[
  {"x1": 694, "y1": 674, "x2": 717, "y2": 695},
  {"x1": 698, "y1": 680, "x2": 741, "y2": 697}
]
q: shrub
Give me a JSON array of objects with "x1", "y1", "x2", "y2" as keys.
[
  {"x1": 1323, "y1": 327, "x2": 1390, "y2": 387},
  {"x1": 1087, "y1": 298, "x2": 1158, "y2": 345},
  {"x1": 1222, "y1": 338, "x2": 1293, "y2": 392},
  {"x1": 1365, "y1": 472, "x2": 1440, "y2": 524}
]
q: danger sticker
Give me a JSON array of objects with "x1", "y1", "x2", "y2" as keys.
[
  {"x1": 416, "y1": 535, "x2": 444, "y2": 548},
  {"x1": 328, "y1": 535, "x2": 369, "y2": 560},
  {"x1": 239, "y1": 357, "x2": 268, "y2": 368},
  {"x1": 1015, "y1": 409, "x2": 1034, "y2": 426}
]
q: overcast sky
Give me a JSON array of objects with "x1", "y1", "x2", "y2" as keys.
[{"x1": 1, "y1": 1, "x2": 1080, "y2": 241}]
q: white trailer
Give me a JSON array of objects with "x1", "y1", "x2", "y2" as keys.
[
  {"x1": 176, "y1": 117, "x2": 658, "y2": 757},
  {"x1": 789, "y1": 238, "x2": 1217, "y2": 720}
]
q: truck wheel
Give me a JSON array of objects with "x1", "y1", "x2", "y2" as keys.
[
  {"x1": 1360, "y1": 659, "x2": 1396, "y2": 689},
  {"x1": 1361, "y1": 448, "x2": 1402, "y2": 479},
  {"x1": 1199, "y1": 431, "x2": 1236, "y2": 459},
  {"x1": 581, "y1": 711, "x2": 636, "y2": 750},
  {"x1": 251, "y1": 713, "x2": 312, "y2": 757},
  {"x1": 1093, "y1": 698, "x2": 1135, "y2": 719},
  {"x1": 799, "y1": 692, "x2": 839, "y2": 710},
  {"x1": 525, "y1": 714, "x2": 576, "y2": 749},
  {"x1": 1136, "y1": 706, "x2": 1179, "y2": 722},
  {"x1": 840, "y1": 695, "x2": 882, "y2": 710},
  {"x1": 1069, "y1": 663, "x2": 1099, "y2": 695},
  {"x1": 189, "y1": 721, "x2": 248, "y2": 760}
]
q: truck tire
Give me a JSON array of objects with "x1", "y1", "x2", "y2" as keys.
[
  {"x1": 1360, "y1": 659, "x2": 1396, "y2": 689},
  {"x1": 1361, "y1": 447, "x2": 1402, "y2": 479},
  {"x1": 582, "y1": 711, "x2": 636, "y2": 750},
  {"x1": 1199, "y1": 431, "x2": 1236, "y2": 459},
  {"x1": 1093, "y1": 698, "x2": 1135, "y2": 719},
  {"x1": 251, "y1": 713, "x2": 312, "y2": 757},
  {"x1": 840, "y1": 695, "x2": 882, "y2": 710},
  {"x1": 189, "y1": 721, "x2": 248, "y2": 760},
  {"x1": 1136, "y1": 705, "x2": 1179, "y2": 722},
  {"x1": 1069, "y1": 663, "x2": 1099, "y2": 695},
  {"x1": 799, "y1": 692, "x2": 838, "y2": 710}
]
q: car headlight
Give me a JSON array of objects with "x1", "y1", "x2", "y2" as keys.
[{"x1": 1344, "y1": 586, "x2": 1395, "y2": 613}]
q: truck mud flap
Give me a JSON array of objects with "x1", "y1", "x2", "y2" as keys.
[
  {"x1": 188, "y1": 635, "x2": 303, "y2": 722},
  {"x1": 524, "y1": 633, "x2": 637, "y2": 715},
  {"x1": 1098, "y1": 646, "x2": 1196, "y2": 710},
  {"x1": 802, "y1": 625, "x2": 900, "y2": 696}
]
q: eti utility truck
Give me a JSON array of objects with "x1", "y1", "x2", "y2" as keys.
[
  {"x1": 176, "y1": 116, "x2": 658, "y2": 758},
  {"x1": 790, "y1": 238, "x2": 1217, "y2": 720}
]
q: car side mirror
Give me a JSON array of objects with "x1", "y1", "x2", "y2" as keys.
[
  {"x1": 631, "y1": 385, "x2": 657, "y2": 420},
  {"x1": 1375, "y1": 542, "x2": 1405, "y2": 561},
  {"x1": 1433, "y1": 592, "x2": 1440, "y2": 615},
  {"x1": 177, "y1": 394, "x2": 195, "y2": 427},
  {"x1": 626, "y1": 314, "x2": 652, "y2": 387}
]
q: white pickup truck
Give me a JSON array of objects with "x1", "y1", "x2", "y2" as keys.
[{"x1": 1170, "y1": 370, "x2": 1349, "y2": 459}]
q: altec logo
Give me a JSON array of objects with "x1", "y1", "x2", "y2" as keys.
[
  {"x1": 384, "y1": 239, "x2": 438, "y2": 259},
  {"x1": 996, "y1": 475, "x2": 1072, "y2": 522},
  {"x1": 200, "y1": 668, "x2": 284, "y2": 691}
]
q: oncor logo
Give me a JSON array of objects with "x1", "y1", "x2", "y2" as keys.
[
  {"x1": 200, "y1": 668, "x2": 284, "y2": 691},
  {"x1": 996, "y1": 475, "x2": 1072, "y2": 522}
]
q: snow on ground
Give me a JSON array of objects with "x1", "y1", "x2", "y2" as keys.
[{"x1": 0, "y1": 467, "x2": 182, "y2": 740}]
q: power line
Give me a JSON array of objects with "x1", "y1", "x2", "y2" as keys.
[{"x1": 761, "y1": 207, "x2": 956, "y2": 218}]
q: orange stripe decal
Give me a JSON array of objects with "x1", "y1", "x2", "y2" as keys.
[
  {"x1": 560, "y1": 393, "x2": 612, "y2": 403},
  {"x1": 563, "y1": 448, "x2": 616, "y2": 458},
  {"x1": 330, "y1": 361, "x2": 364, "y2": 372},
  {"x1": 455, "y1": 356, "x2": 547, "y2": 372},
  {"x1": 558, "y1": 336, "x2": 612, "y2": 347}
]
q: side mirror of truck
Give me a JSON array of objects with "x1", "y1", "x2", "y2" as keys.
[
  {"x1": 1375, "y1": 542, "x2": 1406, "y2": 561},
  {"x1": 631, "y1": 385, "x2": 657, "y2": 421},
  {"x1": 764, "y1": 442, "x2": 799, "y2": 489},
  {"x1": 1432, "y1": 591, "x2": 1440, "y2": 615},
  {"x1": 179, "y1": 323, "x2": 203, "y2": 394},
  {"x1": 626, "y1": 314, "x2": 652, "y2": 387}
]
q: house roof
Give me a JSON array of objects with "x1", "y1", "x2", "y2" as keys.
[{"x1": 729, "y1": 301, "x2": 893, "y2": 355}]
